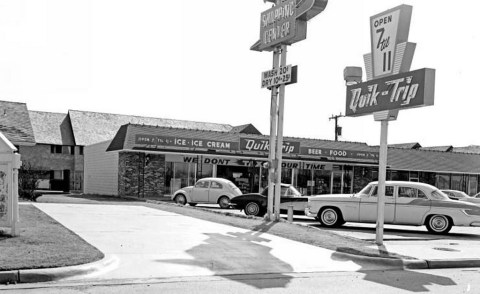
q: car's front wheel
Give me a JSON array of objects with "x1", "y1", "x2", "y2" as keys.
[
  {"x1": 318, "y1": 207, "x2": 344, "y2": 227},
  {"x1": 244, "y1": 201, "x2": 265, "y2": 217},
  {"x1": 426, "y1": 214, "x2": 452, "y2": 234},
  {"x1": 174, "y1": 194, "x2": 187, "y2": 205},
  {"x1": 218, "y1": 196, "x2": 230, "y2": 209}
]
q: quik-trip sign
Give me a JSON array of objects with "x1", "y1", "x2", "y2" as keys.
[
  {"x1": 240, "y1": 138, "x2": 300, "y2": 154},
  {"x1": 346, "y1": 68, "x2": 435, "y2": 117}
]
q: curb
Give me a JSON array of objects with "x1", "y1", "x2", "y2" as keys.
[{"x1": 0, "y1": 254, "x2": 118, "y2": 284}]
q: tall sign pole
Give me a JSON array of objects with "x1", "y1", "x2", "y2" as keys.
[
  {"x1": 267, "y1": 48, "x2": 280, "y2": 220},
  {"x1": 254, "y1": 0, "x2": 328, "y2": 221},
  {"x1": 345, "y1": 4, "x2": 435, "y2": 245}
]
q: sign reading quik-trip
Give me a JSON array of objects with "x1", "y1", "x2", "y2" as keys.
[
  {"x1": 240, "y1": 138, "x2": 300, "y2": 154},
  {"x1": 345, "y1": 68, "x2": 435, "y2": 117}
]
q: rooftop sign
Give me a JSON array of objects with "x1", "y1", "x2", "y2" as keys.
[
  {"x1": 135, "y1": 135, "x2": 239, "y2": 151},
  {"x1": 345, "y1": 68, "x2": 435, "y2": 117}
]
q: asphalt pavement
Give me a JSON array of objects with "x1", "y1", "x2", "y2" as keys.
[{"x1": 2, "y1": 201, "x2": 480, "y2": 284}]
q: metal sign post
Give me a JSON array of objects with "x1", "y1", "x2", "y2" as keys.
[
  {"x1": 267, "y1": 48, "x2": 280, "y2": 221},
  {"x1": 345, "y1": 5, "x2": 435, "y2": 245},
  {"x1": 274, "y1": 45, "x2": 287, "y2": 221},
  {"x1": 253, "y1": 0, "x2": 328, "y2": 221}
]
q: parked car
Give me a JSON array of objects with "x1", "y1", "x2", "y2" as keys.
[
  {"x1": 441, "y1": 189, "x2": 480, "y2": 204},
  {"x1": 172, "y1": 178, "x2": 242, "y2": 208},
  {"x1": 305, "y1": 181, "x2": 480, "y2": 234},
  {"x1": 229, "y1": 184, "x2": 309, "y2": 217}
]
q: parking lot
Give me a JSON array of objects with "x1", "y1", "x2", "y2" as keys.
[{"x1": 197, "y1": 203, "x2": 480, "y2": 260}]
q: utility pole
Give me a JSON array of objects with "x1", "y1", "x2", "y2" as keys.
[{"x1": 329, "y1": 113, "x2": 343, "y2": 141}]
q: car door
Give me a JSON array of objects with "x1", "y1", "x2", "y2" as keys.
[
  {"x1": 208, "y1": 180, "x2": 224, "y2": 203},
  {"x1": 191, "y1": 179, "x2": 210, "y2": 203},
  {"x1": 394, "y1": 186, "x2": 431, "y2": 225},
  {"x1": 359, "y1": 185, "x2": 395, "y2": 223}
]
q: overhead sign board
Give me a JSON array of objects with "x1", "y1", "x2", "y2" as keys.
[
  {"x1": 300, "y1": 147, "x2": 379, "y2": 163},
  {"x1": 261, "y1": 65, "x2": 295, "y2": 88},
  {"x1": 370, "y1": 5, "x2": 412, "y2": 78},
  {"x1": 135, "y1": 135, "x2": 239, "y2": 151},
  {"x1": 240, "y1": 138, "x2": 300, "y2": 154},
  {"x1": 259, "y1": 0, "x2": 297, "y2": 50},
  {"x1": 252, "y1": 0, "x2": 328, "y2": 52},
  {"x1": 345, "y1": 68, "x2": 435, "y2": 117}
]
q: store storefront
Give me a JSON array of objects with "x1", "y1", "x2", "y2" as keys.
[{"x1": 92, "y1": 123, "x2": 480, "y2": 198}]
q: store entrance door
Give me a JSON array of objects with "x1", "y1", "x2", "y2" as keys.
[{"x1": 331, "y1": 171, "x2": 344, "y2": 194}]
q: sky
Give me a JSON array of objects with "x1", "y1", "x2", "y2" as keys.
[{"x1": 0, "y1": 0, "x2": 478, "y2": 148}]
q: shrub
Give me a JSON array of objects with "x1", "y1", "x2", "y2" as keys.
[{"x1": 18, "y1": 162, "x2": 47, "y2": 202}]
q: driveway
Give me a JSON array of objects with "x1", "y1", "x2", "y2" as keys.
[{"x1": 33, "y1": 203, "x2": 400, "y2": 281}]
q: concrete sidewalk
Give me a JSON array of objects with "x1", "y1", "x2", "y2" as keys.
[{"x1": 2, "y1": 202, "x2": 480, "y2": 284}]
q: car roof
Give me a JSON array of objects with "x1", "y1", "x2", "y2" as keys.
[
  {"x1": 198, "y1": 177, "x2": 232, "y2": 183},
  {"x1": 369, "y1": 181, "x2": 437, "y2": 190}
]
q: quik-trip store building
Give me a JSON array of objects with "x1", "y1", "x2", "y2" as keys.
[{"x1": 84, "y1": 123, "x2": 480, "y2": 198}]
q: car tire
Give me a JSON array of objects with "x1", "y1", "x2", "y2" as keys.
[
  {"x1": 426, "y1": 214, "x2": 452, "y2": 234},
  {"x1": 218, "y1": 196, "x2": 230, "y2": 209},
  {"x1": 318, "y1": 207, "x2": 344, "y2": 227},
  {"x1": 244, "y1": 201, "x2": 264, "y2": 216},
  {"x1": 174, "y1": 194, "x2": 187, "y2": 205}
]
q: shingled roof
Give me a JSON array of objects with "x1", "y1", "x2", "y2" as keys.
[
  {"x1": 453, "y1": 145, "x2": 480, "y2": 154},
  {"x1": 0, "y1": 100, "x2": 35, "y2": 145},
  {"x1": 387, "y1": 148, "x2": 480, "y2": 174},
  {"x1": 29, "y1": 111, "x2": 75, "y2": 145},
  {"x1": 68, "y1": 110, "x2": 238, "y2": 146},
  {"x1": 389, "y1": 142, "x2": 422, "y2": 149}
]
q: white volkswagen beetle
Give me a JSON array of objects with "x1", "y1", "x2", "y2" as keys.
[
  {"x1": 305, "y1": 181, "x2": 480, "y2": 234},
  {"x1": 172, "y1": 177, "x2": 242, "y2": 209}
]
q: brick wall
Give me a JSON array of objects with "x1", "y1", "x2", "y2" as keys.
[{"x1": 118, "y1": 152, "x2": 165, "y2": 198}]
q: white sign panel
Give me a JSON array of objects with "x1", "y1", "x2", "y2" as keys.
[
  {"x1": 371, "y1": 10, "x2": 400, "y2": 77},
  {"x1": 261, "y1": 65, "x2": 292, "y2": 88},
  {"x1": 370, "y1": 5, "x2": 412, "y2": 78}
]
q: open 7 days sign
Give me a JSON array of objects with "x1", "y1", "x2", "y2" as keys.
[{"x1": 345, "y1": 68, "x2": 435, "y2": 117}]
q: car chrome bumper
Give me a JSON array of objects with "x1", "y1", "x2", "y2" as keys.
[{"x1": 305, "y1": 208, "x2": 316, "y2": 218}]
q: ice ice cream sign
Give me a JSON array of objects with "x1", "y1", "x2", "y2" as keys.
[{"x1": 346, "y1": 68, "x2": 435, "y2": 116}]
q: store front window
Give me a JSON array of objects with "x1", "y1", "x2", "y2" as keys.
[
  {"x1": 419, "y1": 172, "x2": 436, "y2": 186},
  {"x1": 450, "y1": 174, "x2": 464, "y2": 191},
  {"x1": 469, "y1": 175, "x2": 478, "y2": 196},
  {"x1": 165, "y1": 162, "x2": 197, "y2": 195},
  {"x1": 436, "y1": 173, "x2": 450, "y2": 189},
  {"x1": 313, "y1": 170, "x2": 331, "y2": 195}
]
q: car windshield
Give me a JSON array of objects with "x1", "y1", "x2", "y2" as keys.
[
  {"x1": 356, "y1": 184, "x2": 373, "y2": 197},
  {"x1": 226, "y1": 181, "x2": 242, "y2": 194},
  {"x1": 261, "y1": 185, "x2": 302, "y2": 197},
  {"x1": 431, "y1": 189, "x2": 451, "y2": 201}
]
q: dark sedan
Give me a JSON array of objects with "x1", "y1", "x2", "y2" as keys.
[{"x1": 229, "y1": 184, "x2": 309, "y2": 217}]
